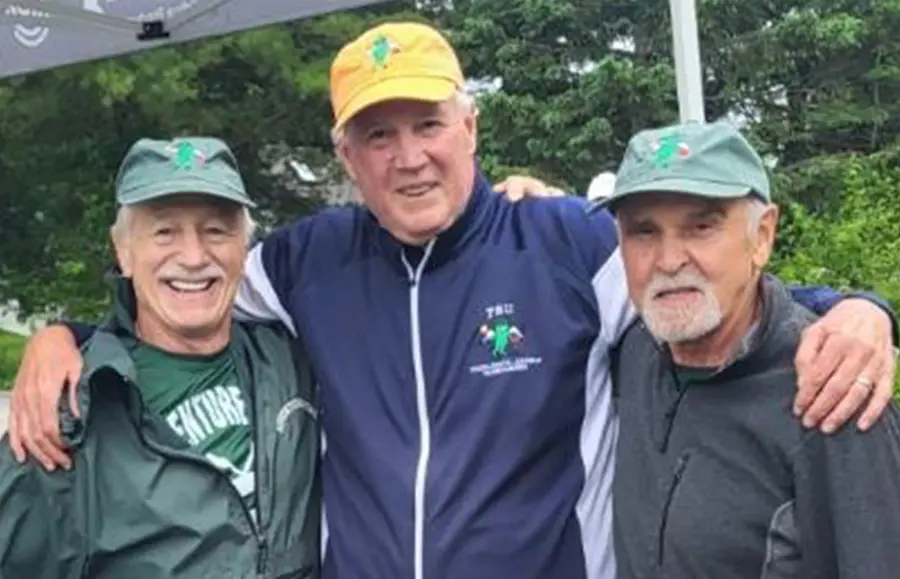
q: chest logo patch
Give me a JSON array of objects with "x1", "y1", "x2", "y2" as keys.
[{"x1": 470, "y1": 302, "x2": 543, "y2": 378}]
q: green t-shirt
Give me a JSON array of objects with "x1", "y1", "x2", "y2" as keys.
[{"x1": 129, "y1": 341, "x2": 257, "y2": 521}]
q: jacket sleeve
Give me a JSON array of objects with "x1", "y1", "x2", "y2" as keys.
[
  {"x1": 574, "y1": 204, "x2": 636, "y2": 347},
  {"x1": 792, "y1": 403, "x2": 900, "y2": 577},
  {"x1": 233, "y1": 215, "x2": 323, "y2": 336},
  {"x1": 787, "y1": 286, "x2": 898, "y2": 345},
  {"x1": 0, "y1": 439, "x2": 83, "y2": 578}
]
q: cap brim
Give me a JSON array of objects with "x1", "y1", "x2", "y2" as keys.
[
  {"x1": 119, "y1": 177, "x2": 256, "y2": 208},
  {"x1": 598, "y1": 177, "x2": 752, "y2": 211},
  {"x1": 335, "y1": 76, "x2": 458, "y2": 130}
]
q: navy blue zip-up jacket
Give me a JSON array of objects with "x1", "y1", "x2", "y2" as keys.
[
  {"x1": 230, "y1": 170, "x2": 860, "y2": 579},
  {"x1": 67, "y1": 170, "x2": 866, "y2": 579}
]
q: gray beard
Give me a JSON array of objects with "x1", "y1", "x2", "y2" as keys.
[{"x1": 641, "y1": 289, "x2": 724, "y2": 344}]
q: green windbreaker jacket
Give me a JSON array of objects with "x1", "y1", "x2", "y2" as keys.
[{"x1": 0, "y1": 280, "x2": 320, "y2": 578}]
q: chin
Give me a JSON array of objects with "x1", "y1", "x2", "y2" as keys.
[
  {"x1": 172, "y1": 320, "x2": 229, "y2": 340},
  {"x1": 164, "y1": 306, "x2": 229, "y2": 334},
  {"x1": 645, "y1": 313, "x2": 723, "y2": 344}
]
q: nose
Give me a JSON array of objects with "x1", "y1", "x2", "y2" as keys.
[
  {"x1": 656, "y1": 237, "x2": 689, "y2": 275},
  {"x1": 393, "y1": 131, "x2": 427, "y2": 171},
  {"x1": 176, "y1": 230, "x2": 210, "y2": 269}
]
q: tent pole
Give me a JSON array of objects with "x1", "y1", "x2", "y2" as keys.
[{"x1": 669, "y1": 0, "x2": 705, "y2": 123}]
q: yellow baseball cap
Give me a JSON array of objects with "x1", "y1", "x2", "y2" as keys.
[{"x1": 330, "y1": 21, "x2": 465, "y2": 131}]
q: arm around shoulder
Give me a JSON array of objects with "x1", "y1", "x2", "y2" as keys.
[
  {"x1": 0, "y1": 439, "x2": 83, "y2": 578},
  {"x1": 234, "y1": 219, "x2": 314, "y2": 333},
  {"x1": 234, "y1": 213, "x2": 341, "y2": 333},
  {"x1": 792, "y1": 403, "x2": 900, "y2": 577}
]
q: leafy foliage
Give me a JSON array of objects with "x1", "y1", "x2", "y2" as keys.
[
  {"x1": 771, "y1": 149, "x2": 900, "y2": 308},
  {"x1": 0, "y1": 0, "x2": 898, "y2": 402},
  {"x1": 0, "y1": 2, "x2": 414, "y2": 320},
  {"x1": 0, "y1": 331, "x2": 25, "y2": 390}
]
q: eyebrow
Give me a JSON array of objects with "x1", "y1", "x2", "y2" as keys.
[
  {"x1": 621, "y1": 201, "x2": 728, "y2": 228},
  {"x1": 688, "y1": 203, "x2": 728, "y2": 220}
]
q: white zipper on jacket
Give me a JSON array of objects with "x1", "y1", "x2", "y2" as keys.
[{"x1": 401, "y1": 239, "x2": 436, "y2": 579}]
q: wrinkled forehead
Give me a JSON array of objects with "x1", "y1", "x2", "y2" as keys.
[
  {"x1": 616, "y1": 192, "x2": 742, "y2": 225},
  {"x1": 348, "y1": 98, "x2": 452, "y2": 133},
  {"x1": 129, "y1": 193, "x2": 243, "y2": 223}
]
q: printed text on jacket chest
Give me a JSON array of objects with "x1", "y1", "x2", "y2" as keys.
[{"x1": 468, "y1": 302, "x2": 543, "y2": 378}]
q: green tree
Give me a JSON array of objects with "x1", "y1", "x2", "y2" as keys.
[
  {"x1": 2, "y1": 0, "x2": 899, "y2": 340},
  {"x1": 771, "y1": 149, "x2": 900, "y2": 307},
  {"x1": 426, "y1": 0, "x2": 680, "y2": 190},
  {"x1": 0, "y1": 3, "x2": 413, "y2": 321}
]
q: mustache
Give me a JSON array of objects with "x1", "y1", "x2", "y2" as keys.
[{"x1": 645, "y1": 268, "x2": 711, "y2": 298}]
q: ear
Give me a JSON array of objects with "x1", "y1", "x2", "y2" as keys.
[
  {"x1": 751, "y1": 203, "x2": 780, "y2": 269},
  {"x1": 462, "y1": 109, "x2": 477, "y2": 156},
  {"x1": 335, "y1": 132, "x2": 359, "y2": 184},
  {"x1": 111, "y1": 226, "x2": 134, "y2": 277}
]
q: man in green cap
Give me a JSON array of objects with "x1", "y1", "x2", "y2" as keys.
[
  {"x1": 609, "y1": 121, "x2": 900, "y2": 578},
  {"x1": 0, "y1": 137, "x2": 320, "y2": 578}
]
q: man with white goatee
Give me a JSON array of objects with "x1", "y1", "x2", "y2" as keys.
[
  {"x1": 6, "y1": 23, "x2": 898, "y2": 579},
  {"x1": 608, "y1": 121, "x2": 900, "y2": 578}
]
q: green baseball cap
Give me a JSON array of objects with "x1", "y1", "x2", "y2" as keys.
[
  {"x1": 602, "y1": 120, "x2": 770, "y2": 209},
  {"x1": 114, "y1": 137, "x2": 255, "y2": 208}
]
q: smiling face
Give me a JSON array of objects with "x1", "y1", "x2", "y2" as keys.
[
  {"x1": 112, "y1": 194, "x2": 248, "y2": 353},
  {"x1": 616, "y1": 192, "x2": 778, "y2": 348},
  {"x1": 337, "y1": 96, "x2": 477, "y2": 245}
]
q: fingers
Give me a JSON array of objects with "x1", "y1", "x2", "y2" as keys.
[
  {"x1": 819, "y1": 354, "x2": 882, "y2": 433},
  {"x1": 857, "y1": 342, "x2": 897, "y2": 431},
  {"x1": 494, "y1": 176, "x2": 560, "y2": 201},
  {"x1": 7, "y1": 325, "x2": 79, "y2": 470},
  {"x1": 800, "y1": 333, "x2": 875, "y2": 430},
  {"x1": 36, "y1": 383, "x2": 71, "y2": 470},
  {"x1": 793, "y1": 324, "x2": 833, "y2": 416},
  {"x1": 19, "y1": 376, "x2": 70, "y2": 470},
  {"x1": 68, "y1": 380, "x2": 81, "y2": 420},
  {"x1": 16, "y1": 407, "x2": 59, "y2": 471},
  {"x1": 505, "y1": 184, "x2": 526, "y2": 202}
]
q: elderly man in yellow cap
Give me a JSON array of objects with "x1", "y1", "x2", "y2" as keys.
[{"x1": 9, "y1": 20, "x2": 897, "y2": 579}]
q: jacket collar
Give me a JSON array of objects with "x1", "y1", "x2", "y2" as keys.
[
  {"x1": 374, "y1": 162, "x2": 497, "y2": 274},
  {"x1": 718, "y1": 273, "x2": 805, "y2": 380},
  {"x1": 658, "y1": 273, "x2": 798, "y2": 381},
  {"x1": 62, "y1": 273, "x2": 244, "y2": 448}
]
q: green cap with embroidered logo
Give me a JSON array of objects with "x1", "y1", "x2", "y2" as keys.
[
  {"x1": 115, "y1": 137, "x2": 255, "y2": 208},
  {"x1": 603, "y1": 120, "x2": 770, "y2": 209}
]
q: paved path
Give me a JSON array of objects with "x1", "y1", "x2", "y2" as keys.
[{"x1": 0, "y1": 393, "x2": 8, "y2": 435}]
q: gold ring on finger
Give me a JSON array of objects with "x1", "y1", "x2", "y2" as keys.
[{"x1": 854, "y1": 376, "x2": 874, "y2": 392}]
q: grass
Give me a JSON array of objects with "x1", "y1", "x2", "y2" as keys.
[{"x1": 0, "y1": 330, "x2": 26, "y2": 391}]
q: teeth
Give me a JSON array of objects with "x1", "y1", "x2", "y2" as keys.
[{"x1": 168, "y1": 280, "x2": 213, "y2": 292}]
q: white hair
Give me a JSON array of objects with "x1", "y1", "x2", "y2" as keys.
[
  {"x1": 330, "y1": 89, "x2": 478, "y2": 148},
  {"x1": 745, "y1": 197, "x2": 771, "y2": 237},
  {"x1": 111, "y1": 204, "x2": 257, "y2": 246}
]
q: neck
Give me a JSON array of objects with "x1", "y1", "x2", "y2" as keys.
[
  {"x1": 134, "y1": 316, "x2": 231, "y2": 356},
  {"x1": 669, "y1": 277, "x2": 762, "y2": 368}
]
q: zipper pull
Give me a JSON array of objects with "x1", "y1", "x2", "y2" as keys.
[{"x1": 257, "y1": 536, "x2": 268, "y2": 576}]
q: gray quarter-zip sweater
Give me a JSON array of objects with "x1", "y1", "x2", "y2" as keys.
[{"x1": 612, "y1": 273, "x2": 900, "y2": 579}]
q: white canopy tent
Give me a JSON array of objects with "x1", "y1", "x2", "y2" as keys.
[
  {"x1": 0, "y1": 0, "x2": 387, "y2": 79},
  {"x1": 1, "y1": 0, "x2": 706, "y2": 123}
]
